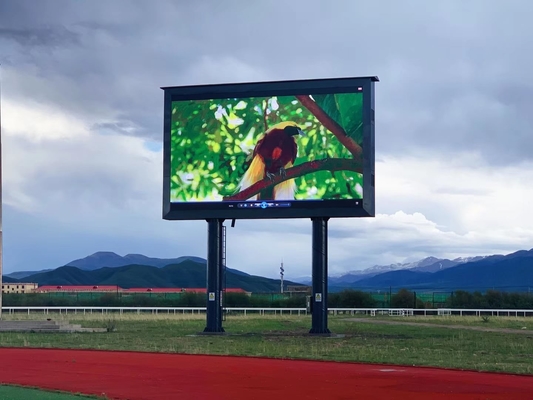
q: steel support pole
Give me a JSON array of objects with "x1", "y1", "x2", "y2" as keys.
[
  {"x1": 0, "y1": 65, "x2": 3, "y2": 319},
  {"x1": 309, "y1": 217, "x2": 331, "y2": 334},
  {"x1": 203, "y1": 219, "x2": 225, "y2": 333}
]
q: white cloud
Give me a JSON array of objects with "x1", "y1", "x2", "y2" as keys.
[
  {"x1": 2, "y1": 98, "x2": 210, "y2": 270},
  {"x1": 4, "y1": 118, "x2": 153, "y2": 212},
  {"x1": 3, "y1": 99, "x2": 90, "y2": 141},
  {"x1": 179, "y1": 56, "x2": 269, "y2": 85},
  {"x1": 375, "y1": 154, "x2": 533, "y2": 234}
]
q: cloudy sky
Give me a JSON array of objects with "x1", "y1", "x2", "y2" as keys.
[{"x1": 1, "y1": 0, "x2": 532, "y2": 279}]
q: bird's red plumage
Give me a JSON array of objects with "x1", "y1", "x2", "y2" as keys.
[{"x1": 253, "y1": 128, "x2": 298, "y2": 176}]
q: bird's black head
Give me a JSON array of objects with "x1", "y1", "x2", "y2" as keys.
[{"x1": 284, "y1": 125, "x2": 305, "y2": 137}]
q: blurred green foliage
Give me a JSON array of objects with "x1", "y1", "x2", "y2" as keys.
[
  {"x1": 170, "y1": 93, "x2": 364, "y2": 201},
  {"x1": 6, "y1": 290, "x2": 533, "y2": 309}
]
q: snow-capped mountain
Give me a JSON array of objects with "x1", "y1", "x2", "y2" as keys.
[
  {"x1": 364, "y1": 256, "x2": 443, "y2": 273},
  {"x1": 293, "y1": 255, "x2": 490, "y2": 285}
]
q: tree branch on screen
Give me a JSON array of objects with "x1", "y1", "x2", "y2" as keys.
[
  {"x1": 295, "y1": 95, "x2": 363, "y2": 160},
  {"x1": 223, "y1": 158, "x2": 362, "y2": 201},
  {"x1": 262, "y1": 99, "x2": 268, "y2": 131}
]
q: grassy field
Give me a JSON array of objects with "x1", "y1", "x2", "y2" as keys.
[
  {"x1": 0, "y1": 385, "x2": 100, "y2": 399},
  {"x1": 384, "y1": 315, "x2": 533, "y2": 330},
  {"x1": 1, "y1": 313, "x2": 533, "y2": 375}
]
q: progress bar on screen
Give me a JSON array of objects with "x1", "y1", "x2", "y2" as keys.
[{"x1": 237, "y1": 202, "x2": 292, "y2": 209}]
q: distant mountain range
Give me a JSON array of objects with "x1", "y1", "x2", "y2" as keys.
[
  {"x1": 295, "y1": 256, "x2": 487, "y2": 286},
  {"x1": 66, "y1": 252, "x2": 208, "y2": 271},
  {"x1": 5, "y1": 252, "x2": 248, "y2": 280},
  {"x1": 3, "y1": 249, "x2": 533, "y2": 292},
  {"x1": 292, "y1": 251, "x2": 533, "y2": 292},
  {"x1": 4, "y1": 253, "x2": 297, "y2": 293},
  {"x1": 329, "y1": 250, "x2": 533, "y2": 292},
  {"x1": 327, "y1": 255, "x2": 487, "y2": 285}
]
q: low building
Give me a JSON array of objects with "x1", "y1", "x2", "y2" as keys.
[
  {"x1": 1, "y1": 283, "x2": 39, "y2": 294},
  {"x1": 184, "y1": 288, "x2": 252, "y2": 296},
  {"x1": 123, "y1": 288, "x2": 185, "y2": 294},
  {"x1": 30, "y1": 285, "x2": 251, "y2": 296},
  {"x1": 123, "y1": 287, "x2": 251, "y2": 296},
  {"x1": 34, "y1": 285, "x2": 121, "y2": 293},
  {"x1": 286, "y1": 285, "x2": 312, "y2": 295}
]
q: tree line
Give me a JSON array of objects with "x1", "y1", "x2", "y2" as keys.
[{"x1": 3, "y1": 289, "x2": 533, "y2": 309}]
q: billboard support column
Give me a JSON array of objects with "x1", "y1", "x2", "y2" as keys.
[
  {"x1": 0, "y1": 65, "x2": 3, "y2": 320},
  {"x1": 203, "y1": 218, "x2": 225, "y2": 333},
  {"x1": 309, "y1": 217, "x2": 331, "y2": 335}
]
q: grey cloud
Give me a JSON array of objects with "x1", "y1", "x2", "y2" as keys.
[
  {"x1": 4, "y1": 132, "x2": 158, "y2": 215},
  {"x1": 3, "y1": 129, "x2": 209, "y2": 272},
  {"x1": 90, "y1": 121, "x2": 144, "y2": 137},
  {"x1": 497, "y1": 85, "x2": 533, "y2": 109},
  {"x1": 235, "y1": 219, "x2": 315, "y2": 236},
  {"x1": 433, "y1": 187, "x2": 492, "y2": 196},
  {"x1": 326, "y1": 234, "x2": 517, "y2": 274},
  {"x1": 0, "y1": 26, "x2": 80, "y2": 47},
  {"x1": 328, "y1": 223, "x2": 410, "y2": 240},
  {"x1": 392, "y1": 84, "x2": 533, "y2": 166},
  {"x1": 1, "y1": 0, "x2": 531, "y2": 166}
]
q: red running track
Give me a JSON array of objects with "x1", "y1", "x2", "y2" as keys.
[{"x1": 1, "y1": 348, "x2": 533, "y2": 400}]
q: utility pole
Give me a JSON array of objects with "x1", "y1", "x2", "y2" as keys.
[{"x1": 280, "y1": 259, "x2": 284, "y2": 294}]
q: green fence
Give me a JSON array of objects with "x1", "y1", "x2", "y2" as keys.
[
  {"x1": 369, "y1": 291, "x2": 453, "y2": 308},
  {"x1": 1, "y1": 290, "x2": 455, "y2": 308}
]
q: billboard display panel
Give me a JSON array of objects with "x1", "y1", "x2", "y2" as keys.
[{"x1": 162, "y1": 76, "x2": 377, "y2": 220}]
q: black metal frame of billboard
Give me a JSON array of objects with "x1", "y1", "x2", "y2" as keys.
[
  {"x1": 203, "y1": 219, "x2": 225, "y2": 333},
  {"x1": 161, "y1": 76, "x2": 378, "y2": 335},
  {"x1": 162, "y1": 76, "x2": 377, "y2": 221}
]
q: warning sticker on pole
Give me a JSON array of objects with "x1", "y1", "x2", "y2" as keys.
[
  {"x1": 315, "y1": 293, "x2": 322, "y2": 302},
  {"x1": 209, "y1": 292, "x2": 215, "y2": 301}
]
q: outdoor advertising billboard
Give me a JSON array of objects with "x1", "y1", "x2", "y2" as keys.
[{"x1": 162, "y1": 76, "x2": 377, "y2": 220}]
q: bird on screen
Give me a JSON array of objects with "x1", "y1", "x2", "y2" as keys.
[{"x1": 238, "y1": 121, "x2": 304, "y2": 201}]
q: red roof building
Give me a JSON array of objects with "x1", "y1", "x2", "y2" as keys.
[
  {"x1": 123, "y1": 288, "x2": 250, "y2": 295},
  {"x1": 181, "y1": 288, "x2": 249, "y2": 294},
  {"x1": 35, "y1": 285, "x2": 120, "y2": 293},
  {"x1": 33, "y1": 285, "x2": 250, "y2": 295},
  {"x1": 124, "y1": 288, "x2": 185, "y2": 293}
]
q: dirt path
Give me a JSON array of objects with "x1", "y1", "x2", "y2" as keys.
[
  {"x1": 1, "y1": 348, "x2": 533, "y2": 399},
  {"x1": 344, "y1": 318, "x2": 533, "y2": 334}
]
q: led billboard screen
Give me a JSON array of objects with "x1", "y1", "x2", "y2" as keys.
[{"x1": 162, "y1": 76, "x2": 377, "y2": 220}]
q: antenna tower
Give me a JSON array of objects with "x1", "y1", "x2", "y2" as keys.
[{"x1": 280, "y1": 259, "x2": 284, "y2": 294}]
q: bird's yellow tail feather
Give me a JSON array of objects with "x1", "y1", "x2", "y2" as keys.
[
  {"x1": 238, "y1": 157, "x2": 297, "y2": 201},
  {"x1": 273, "y1": 162, "x2": 296, "y2": 200},
  {"x1": 238, "y1": 155, "x2": 265, "y2": 201}
]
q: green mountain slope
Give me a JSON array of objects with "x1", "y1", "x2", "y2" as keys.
[{"x1": 16, "y1": 260, "x2": 300, "y2": 293}]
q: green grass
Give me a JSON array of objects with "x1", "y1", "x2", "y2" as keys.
[
  {"x1": 0, "y1": 313, "x2": 532, "y2": 375},
  {"x1": 382, "y1": 315, "x2": 533, "y2": 330},
  {"x1": 0, "y1": 385, "x2": 102, "y2": 399}
]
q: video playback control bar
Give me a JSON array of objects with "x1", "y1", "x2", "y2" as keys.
[{"x1": 237, "y1": 202, "x2": 292, "y2": 209}]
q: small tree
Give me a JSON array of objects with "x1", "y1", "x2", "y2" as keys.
[
  {"x1": 391, "y1": 289, "x2": 424, "y2": 308},
  {"x1": 337, "y1": 290, "x2": 377, "y2": 308}
]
